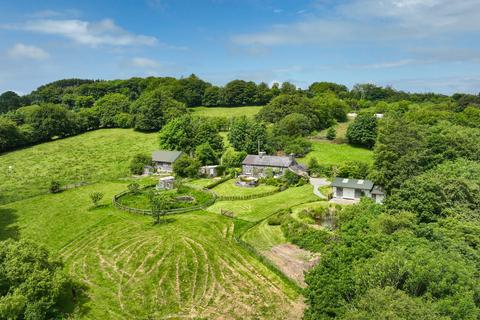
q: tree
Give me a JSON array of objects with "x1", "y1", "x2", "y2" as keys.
[
  {"x1": 89, "y1": 192, "x2": 104, "y2": 207},
  {"x1": 326, "y1": 127, "x2": 336, "y2": 140},
  {"x1": 0, "y1": 239, "x2": 71, "y2": 319},
  {"x1": 93, "y1": 93, "x2": 130, "y2": 127},
  {"x1": 228, "y1": 116, "x2": 269, "y2": 154},
  {"x1": 195, "y1": 142, "x2": 217, "y2": 165},
  {"x1": 173, "y1": 74, "x2": 210, "y2": 107},
  {"x1": 337, "y1": 161, "x2": 370, "y2": 179},
  {"x1": 150, "y1": 191, "x2": 176, "y2": 224},
  {"x1": 346, "y1": 114, "x2": 378, "y2": 148},
  {"x1": 29, "y1": 104, "x2": 76, "y2": 141},
  {"x1": 283, "y1": 136, "x2": 312, "y2": 156},
  {"x1": 280, "y1": 82, "x2": 297, "y2": 94},
  {"x1": 222, "y1": 80, "x2": 258, "y2": 106},
  {"x1": 273, "y1": 113, "x2": 313, "y2": 137},
  {"x1": 129, "y1": 154, "x2": 151, "y2": 175},
  {"x1": 131, "y1": 89, "x2": 186, "y2": 132},
  {"x1": 0, "y1": 117, "x2": 24, "y2": 152},
  {"x1": 220, "y1": 147, "x2": 247, "y2": 168},
  {"x1": 202, "y1": 86, "x2": 222, "y2": 106},
  {"x1": 173, "y1": 155, "x2": 201, "y2": 178},
  {"x1": 127, "y1": 182, "x2": 141, "y2": 194},
  {"x1": 308, "y1": 82, "x2": 348, "y2": 97},
  {"x1": 49, "y1": 180, "x2": 61, "y2": 193},
  {"x1": 0, "y1": 91, "x2": 22, "y2": 114}
]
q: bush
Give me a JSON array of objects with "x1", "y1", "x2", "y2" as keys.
[
  {"x1": 173, "y1": 155, "x2": 201, "y2": 178},
  {"x1": 89, "y1": 191, "x2": 104, "y2": 207},
  {"x1": 129, "y1": 153, "x2": 151, "y2": 175},
  {"x1": 49, "y1": 180, "x2": 61, "y2": 193},
  {"x1": 326, "y1": 127, "x2": 336, "y2": 140},
  {"x1": 127, "y1": 182, "x2": 140, "y2": 194}
]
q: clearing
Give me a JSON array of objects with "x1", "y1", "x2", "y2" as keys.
[{"x1": 190, "y1": 106, "x2": 262, "y2": 118}]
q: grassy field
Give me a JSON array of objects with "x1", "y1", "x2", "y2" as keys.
[
  {"x1": 0, "y1": 129, "x2": 158, "y2": 205},
  {"x1": 207, "y1": 185, "x2": 318, "y2": 222},
  {"x1": 211, "y1": 179, "x2": 278, "y2": 197},
  {"x1": 191, "y1": 106, "x2": 262, "y2": 118},
  {"x1": 242, "y1": 219, "x2": 286, "y2": 252},
  {"x1": 314, "y1": 119, "x2": 352, "y2": 144},
  {"x1": 1, "y1": 182, "x2": 302, "y2": 319},
  {"x1": 299, "y1": 140, "x2": 374, "y2": 166}
]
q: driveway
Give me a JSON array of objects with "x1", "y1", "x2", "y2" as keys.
[{"x1": 309, "y1": 177, "x2": 330, "y2": 199}]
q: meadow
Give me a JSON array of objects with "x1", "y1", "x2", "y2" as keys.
[
  {"x1": 210, "y1": 178, "x2": 278, "y2": 197},
  {"x1": 0, "y1": 129, "x2": 158, "y2": 205},
  {"x1": 190, "y1": 106, "x2": 262, "y2": 118},
  {"x1": 208, "y1": 184, "x2": 318, "y2": 222},
  {"x1": 0, "y1": 182, "x2": 302, "y2": 319},
  {"x1": 299, "y1": 140, "x2": 374, "y2": 166}
]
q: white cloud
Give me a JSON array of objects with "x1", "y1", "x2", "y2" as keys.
[
  {"x1": 11, "y1": 19, "x2": 158, "y2": 47},
  {"x1": 231, "y1": 0, "x2": 480, "y2": 46},
  {"x1": 7, "y1": 43, "x2": 49, "y2": 60},
  {"x1": 130, "y1": 57, "x2": 160, "y2": 68},
  {"x1": 354, "y1": 59, "x2": 416, "y2": 69}
]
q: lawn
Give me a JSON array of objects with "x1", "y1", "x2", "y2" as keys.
[
  {"x1": 242, "y1": 219, "x2": 286, "y2": 252},
  {"x1": 191, "y1": 106, "x2": 262, "y2": 118},
  {"x1": 0, "y1": 182, "x2": 302, "y2": 319},
  {"x1": 207, "y1": 184, "x2": 318, "y2": 222},
  {"x1": 299, "y1": 140, "x2": 374, "y2": 166},
  {"x1": 211, "y1": 179, "x2": 278, "y2": 197},
  {"x1": 0, "y1": 129, "x2": 158, "y2": 205}
]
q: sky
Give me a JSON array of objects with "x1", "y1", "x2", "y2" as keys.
[{"x1": 1, "y1": 0, "x2": 480, "y2": 95}]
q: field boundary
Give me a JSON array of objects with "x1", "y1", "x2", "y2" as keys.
[{"x1": 216, "y1": 188, "x2": 282, "y2": 201}]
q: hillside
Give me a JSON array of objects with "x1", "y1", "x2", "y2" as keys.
[{"x1": 0, "y1": 129, "x2": 157, "y2": 205}]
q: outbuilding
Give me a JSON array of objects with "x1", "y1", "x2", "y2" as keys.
[
  {"x1": 331, "y1": 177, "x2": 385, "y2": 204},
  {"x1": 152, "y1": 150, "x2": 183, "y2": 173}
]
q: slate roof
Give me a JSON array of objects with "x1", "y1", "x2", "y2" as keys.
[
  {"x1": 242, "y1": 154, "x2": 295, "y2": 168},
  {"x1": 371, "y1": 185, "x2": 385, "y2": 195},
  {"x1": 331, "y1": 177, "x2": 374, "y2": 190},
  {"x1": 152, "y1": 150, "x2": 183, "y2": 163}
]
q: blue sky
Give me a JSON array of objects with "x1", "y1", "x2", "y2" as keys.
[{"x1": 1, "y1": 0, "x2": 479, "y2": 95}]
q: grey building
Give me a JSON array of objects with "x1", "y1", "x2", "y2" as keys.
[
  {"x1": 152, "y1": 150, "x2": 183, "y2": 173},
  {"x1": 331, "y1": 177, "x2": 385, "y2": 204},
  {"x1": 242, "y1": 152, "x2": 297, "y2": 177}
]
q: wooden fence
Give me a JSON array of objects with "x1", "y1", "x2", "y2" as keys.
[{"x1": 216, "y1": 188, "x2": 281, "y2": 201}]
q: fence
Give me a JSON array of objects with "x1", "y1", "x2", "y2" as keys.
[
  {"x1": 112, "y1": 187, "x2": 217, "y2": 216},
  {"x1": 216, "y1": 188, "x2": 282, "y2": 201}
]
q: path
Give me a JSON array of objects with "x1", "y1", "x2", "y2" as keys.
[{"x1": 309, "y1": 178, "x2": 330, "y2": 199}]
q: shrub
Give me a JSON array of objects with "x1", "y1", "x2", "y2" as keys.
[
  {"x1": 89, "y1": 192, "x2": 104, "y2": 207},
  {"x1": 326, "y1": 127, "x2": 336, "y2": 140},
  {"x1": 173, "y1": 155, "x2": 201, "y2": 178},
  {"x1": 127, "y1": 182, "x2": 141, "y2": 194},
  {"x1": 49, "y1": 180, "x2": 61, "y2": 193},
  {"x1": 129, "y1": 153, "x2": 151, "y2": 175}
]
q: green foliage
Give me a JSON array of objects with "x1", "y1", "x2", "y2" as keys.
[
  {"x1": 49, "y1": 180, "x2": 61, "y2": 193},
  {"x1": 228, "y1": 116, "x2": 270, "y2": 154},
  {"x1": 129, "y1": 153, "x2": 151, "y2": 175},
  {"x1": 273, "y1": 113, "x2": 313, "y2": 136},
  {"x1": 195, "y1": 142, "x2": 217, "y2": 165},
  {"x1": 173, "y1": 155, "x2": 201, "y2": 178},
  {"x1": 326, "y1": 127, "x2": 336, "y2": 140},
  {"x1": 337, "y1": 161, "x2": 370, "y2": 179},
  {"x1": 346, "y1": 113, "x2": 378, "y2": 148},
  {"x1": 0, "y1": 91, "x2": 22, "y2": 114},
  {"x1": 281, "y1": 136, "x2": 312, "y2": 156},
  {"x1": 127, "y1": 182, "x2": 141, "y2": 194},
  {"x1": 158, "y1": 115, "x2": 223, "y2": 153},
  {"x1": 89, "y1": 191, "x2": 104, "y2": 207},
  {"x1": 281, "y1": 215, "x2": 331, "y2": 252},
  {"x1": 281, "y1": 170, "x2": 303, "y2": 186},
  {"x1": 93, "y1": 93, "x2": 130, "y2": 128},
  {"x1": 0, "y1": 240, "x2": 71, "y2": 319},
  {"x1": 220, "y1": 147, "x2": 247, "y2": 168},
  {"x1": 149, "y1": 191, "x2": 176, "y2": 224}
]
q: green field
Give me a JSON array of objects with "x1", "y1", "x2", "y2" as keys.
[
  {"x1": 211, "y1": 179, "x2": 278, "y2": 197},
  {"x1": 0, "y1": 129, "x2": 158, "y2": 205},
  {"x1": 242, "y1": 219, "x2": 286, "y2": 252},
  {"x1": 299, "y1": 140, "x2": 374, "y2": 166},
  {"x1": 208, "y1": 185, "x2": 318, "y2": 222},
  {"x1": 191, "y1": 106, "x2": 262, "y2": 118},
  {"x1": 0, "y1": 182, "x2": 301, "y2": 319}
]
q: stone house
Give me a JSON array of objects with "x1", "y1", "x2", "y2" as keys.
[
  {"x1": 242, "y1": 152, "x2": 297, "y2": 177},
  {"x1": 152, "y1": 150, "x2": 183, "y2": 173}
]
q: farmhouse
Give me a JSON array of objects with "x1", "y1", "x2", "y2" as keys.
[
  {"x1": 242, "y1": 152, "x2": 297, "y2": 177},
  {"x1": 152, "y1": 150, "x2": 183, "y2": 173},
  {"x1": 331, "y1": 177, "x2": 385, "y2": 204}
]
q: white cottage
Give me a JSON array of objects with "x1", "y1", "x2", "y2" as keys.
[{"x1": 331, "y1": 177, "x2": 385, "y2": 204}]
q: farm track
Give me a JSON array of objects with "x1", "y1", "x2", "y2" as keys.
[{"x1": 58, "y1": 212, "x2": 299, "y2": 319}]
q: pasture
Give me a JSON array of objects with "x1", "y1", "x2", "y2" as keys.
[
  {"x1": 299, "y1": 140, "x2": 374, "y2": 166},
  {"x1": 211, "y1": 178, "x2": 278, "y2": 197},
  {"x1": 208, "y1": 185, "x2": 318, "y2": 222},
  {"x1": 0, "y1": 182, "x2": 302, "y2": 319},
  {"x1": 190, "y1": 106, "x2": 262, "y2": 118},
  {"x1": 0, "y1": 129, "x2": 158, "y2": 205}
]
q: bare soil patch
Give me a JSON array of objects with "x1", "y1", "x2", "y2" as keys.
[{"x1": 264, "y1": 243, "x2": 320, "y2": 287}]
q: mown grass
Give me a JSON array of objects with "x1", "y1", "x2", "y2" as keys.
[
  {"x1": 211, "y1": 179, "x2": 278, "y2": 197},
  {"x1": 0, "y1": 182, "x2": 302, "y2": 319},
  {"x1": 299, "y1": 140, "x2": 374, "y2": 166},
  {"x1": 207, "y1": 184, "x2": 318, "y2": 222},
  {"x1": 242, "y1": 219, "x2": 286, "y2": 252},
  {"x1": 0, "y1": 129, "x2": 158, "y2": 205},
  {"x1": 191, "y1": 106, "x2": 262, "y2": 118}
]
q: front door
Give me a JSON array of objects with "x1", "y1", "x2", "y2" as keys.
[{"x1": 336, "y1": 187, "x2": 343, "y2": 197}]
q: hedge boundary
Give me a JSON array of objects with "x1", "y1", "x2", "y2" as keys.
[{"x1": 216, "y1": 188, "x2": 282, "y2": 201}]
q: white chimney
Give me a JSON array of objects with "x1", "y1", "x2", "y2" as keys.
[{"x1": 259, "y1": 151, "x2": 266, "y2": 158}]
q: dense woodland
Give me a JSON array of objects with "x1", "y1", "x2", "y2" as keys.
[{"x1": 1, "y1": 75, "x2": 480, "y2": 319}]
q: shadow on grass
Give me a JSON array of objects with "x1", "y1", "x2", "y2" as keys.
[
  {"x1": 58, "y1": 280, "x2": 91, "y2": 317},
  {"x1": 0, "y1": 208, "x2": 20, "y2": 240},
  {"x1": 152, "y1": 217, "x2": 176, "y2": 226},
  {"x1": 87, "y1": 204, "x2": 110, "y2": 211}
]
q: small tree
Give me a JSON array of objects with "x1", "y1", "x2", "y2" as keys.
[
  {"x1": 129, "y1": 154, "x2": 151, "y2": 175},
  {"x1": 173, "y1": 155, "x2": 201, "y2": 178},
  {"x1": 49, "y1": 180, "x2": 61, "y2": 193},
  {"x1": 89, "y1": 192, "x2": 104, "y2": 207},
  {"x1": 326, "y1": 127, "x2": 336, "y2": 140},
  {"x1": 150, "y1": 192, "x2": 176, "y2": 224}
]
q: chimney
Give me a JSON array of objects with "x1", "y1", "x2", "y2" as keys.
[
  {"x1": 289, "y1": 153, "x2": 295, "y2": 161},
  {"x1": 259, "y1": 151, "x2": 266, "y2": 158}
]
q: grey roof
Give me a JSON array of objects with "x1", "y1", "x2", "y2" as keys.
[
  {"x1": 242, "y1": 154, "x2": 294, "y2": 168},
  {"x1": 152, "y1": 150, "x2": 183, "y2": 163},
  {"x1": 331, "y1": 177, "x2": 374, "y2": 190},
  {"x1": 371, "y1": 185, "x2": 385, "y2": 195}
]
